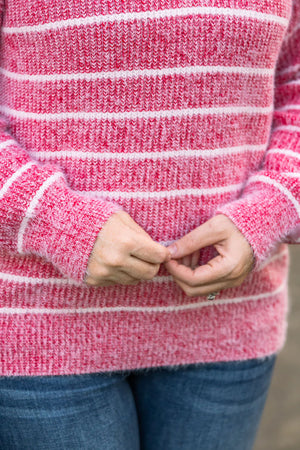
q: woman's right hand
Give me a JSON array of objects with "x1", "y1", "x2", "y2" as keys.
[{"x1": 84, "y1": 210, "x2": 171, "y2": 287}]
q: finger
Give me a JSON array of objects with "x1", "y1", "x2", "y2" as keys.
[
  {"x1": 173, "y1": 277, "x2": 228, "y2": 297},
  {"x1": 110, "y1": 271, "x2": 141, "y2": 285},
  {"x1": 181, "y1": 251, "x2": 199, "y2": 269},
  {"x1": 174, "y1": 274, "x2": 245, "y2": 297},
  {"x1": 85, "y1": 277, "x2": 116, "y2": 287},
  {"x1": 191, "y1": 250, "x2": 200, "y2": 269},
  {"x1": 85, "y1": 267, "x2": 140, "y2": 287},
  {"x1": 103, "y1": 211, "x2": 171, "y2": 264},
  {"x1": 85, "y1": 276, "x2": 139, "y2": 287},
  {"x1": 182, "y1": 255, "x2": 193, "y2": 267},
  {"x1": 123, "y1": 256, "x2": 160, "y2": 281},
  {"x1": 130, "y1": 234, "x2": 170, "y2": 264},
  {"x1": 165, "y1": 254, "x2": 232, "y2": 287},
  {"x1": 167, "y1": 216, "x2": 225, "y2": 259}
]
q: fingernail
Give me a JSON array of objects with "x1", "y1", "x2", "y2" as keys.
[{"x1": 168, "y1": 244, "x2": 178, "y2": 257}]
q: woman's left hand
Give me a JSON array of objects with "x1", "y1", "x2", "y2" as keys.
[{"x1": 165, "y1": 214, "x2": 254, "y2": 297}]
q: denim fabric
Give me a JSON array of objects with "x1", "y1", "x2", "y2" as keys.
[{"x1": 0, "y1": 355, "x2": 276, "y2": 450}]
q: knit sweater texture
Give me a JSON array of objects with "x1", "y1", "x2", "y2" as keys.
[{"x1": 0, "y1": 0, "x2": 299, "y2": 375}]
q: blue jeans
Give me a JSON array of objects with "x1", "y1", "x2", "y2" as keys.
[{"x1": 0, "y1": 356, "x2": 276, "y2": 450}]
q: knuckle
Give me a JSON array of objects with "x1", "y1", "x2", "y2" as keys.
[
  {"x1": 184, "y1": 287, "x2": 195, "y2": 297},
  {"x1": 141, "y1": 264, "x2": 160, "y2": 280},
  {"x1": 113, "y1": 273, "x2": 132, "y2": 285},
  {"x1": 91, "y1": 266, "x2": 110, "y2": 280},
  {"x1": 185, "y1": 234, "x2": 199, "y2": 252},
  {"x1": 215, "y1": 213, "x2": 229, "y2": 226},
  {"x1": 100, "y1": 267, "x2": 111, "y2": 278},
  {"x1": 108, "y1": 254, "x2": 123, "y2": 268},
  {"x1": 150, "y1": 263, "x2": 160, "y2": 277},
  {"x1": 85, "y1": 278, "x2": 100, "y2": 287},
  {"x1": 158, "y1": 248, "x2": 169, "y2": 262},
  {"x1": 121, "y1": 235, "x2": 134, "y2": 250},
  {"x1": 211, "y1": 214, "x2": 228, "y2": 235}
]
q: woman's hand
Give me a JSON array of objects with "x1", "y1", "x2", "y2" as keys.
[
  {"x1": 85, "y1": 210, "x2": 171, "y2": 287},
  {"x1": 165, "y1": 214, "x2": 254, "y2": 297}
]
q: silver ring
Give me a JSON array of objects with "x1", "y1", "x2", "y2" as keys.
[{"x1": 207, "y1": 292, "x2": 219, "y2": 301}]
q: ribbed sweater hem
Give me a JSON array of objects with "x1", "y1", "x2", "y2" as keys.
[{"x1": 0, "y1": 285, "x2": 288, "y2": 376}]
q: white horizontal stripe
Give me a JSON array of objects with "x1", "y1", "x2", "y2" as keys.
[
  {"x1": 0, "y1": 282, "x2": 285, "y2": 314},
  {"x1": 259, "y1": 248, "x2": 288, "y2": 270},
  {"x1": 0, "y1": 249, "x2": 287, "y2": 286},
  {"x1": 277, "y1": 104, "x2": 300, "y2": 111},
  {"x1": 30, "y1": 144, "x2": 266, "y2": 162},
  {"x1": 272, "y1": 125, "x2": 300, "y2": 133},
  {"x1": 81, "y1": 183, "x2": 244, "y2": 200},
  {"x1": 0, "y1": 105, "x2": 273, "y2": 122},
  {"x1": 281, "y1": 22, "x2": 300, "y2": 47},
  {"x1": 282, "y1": 172, "x2": 300, "y2": 179},
  {"x1": 267, "y1": 148, "x2": 300, "y2": 160},
  {"x1": 17, "y1": 172, "x2": 63, "y2": 253},
  {"x1": 2, "y1": 7, "x2": 288, "y2": 34},
  {"x1": 281, "y1": 79, "x2": 300, "y2": 86},
  {"x1": 0, "y1": 65, "x2": 274, "y2": 83},
  {"x1": 0, "y1": 272, "x2": 81, "y2": 286},
  {"x1": 0, "y1": 162, "x2": 35, "y2": 199},
  {"x1": 0, "y1": 271, "x2": 173, "y2": 286},
  {"x1": 248, "y1": 174, "x2": 300, "y2": 215},
  {"x1": 0, "y1": 138, "x2": 15, "y2": 151},
  {"x1": 149, "y1": 275, "x2": 173, "y2": 283},
  {"x1": 277, "y1": 63, "x2": 300, "y2": 76}
]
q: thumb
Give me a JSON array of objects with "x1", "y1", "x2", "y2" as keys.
[{"x1": 167, "y1": 219, "x2": 223, "y2": 259}]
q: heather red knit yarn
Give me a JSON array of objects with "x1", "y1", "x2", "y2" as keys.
[{"x1": 0, "y1": 1, "x2": 299, "y2": 375}]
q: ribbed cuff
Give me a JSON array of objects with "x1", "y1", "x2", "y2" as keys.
[
  {"x1": 22, "y1": 177, "x2": 122, "y2": 282},
  {"x1": 217, "y1": 185, "x2": 298, "y2": 270}
]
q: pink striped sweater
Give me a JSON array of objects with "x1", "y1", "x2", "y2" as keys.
[{"x1": 0, "y1": 0, "x2": 299, "y2": 376}]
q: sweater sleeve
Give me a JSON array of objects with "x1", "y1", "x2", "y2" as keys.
[
  {"x1": 217, "y1": 0, "x2": 300, "y2": 269},
  {"x1": 0, "y1": 12, "x2": 121, "y2": 283}
]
